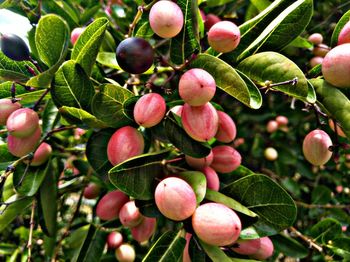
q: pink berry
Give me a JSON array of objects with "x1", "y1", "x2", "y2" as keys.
[
  {"x1": 310, "y1": 56, "x2": 323, "y2": 68},
  {"x1": 30, "y1": 142, "x2": 52, "y2": 166},
  {"x1": 107, "y1": 231, "x2": 123, "y2": 249},
  {"x1": 232, "y1": 238, "x2": 261, "y2": 255},
  {"x1": 170, "y1": 105, "x2": 183, "y2": 116},
  {"x1": 149, "y1": 1, "x2": 184, "y2": 38},
  {"x1": 308, "y1": 33, "x2": 323, "y2": 45},
  {"x1": 266, "y1": 120, "x2": 279, "y2": 133},
  {"x1": 208, "y1": 21, "x2": 240, "y2": 53},
  {"x1": 215, "y1": 111, "x2": 237, "y2": 143},
  {"x1": 338, "y1": 21, "x2": 350, "y2": 45},
  {"x1": 0, "y1": 99, "x2": 21, "y2": 125},
  {"x1": 276, "y1": 116, "x2": 288, "y2": 126},
  {"x1": 201, "y1": 166, "x2": 220, "y2": 191},
  {"x1": 183, "y1": 233, "x2": 192, "y2": 262},
  {"x1": 181, "y1": 103, "x2": 219, "y2": 142},
  {"x1": 107, "y1": 126, "x2": 145, "y2": 165},
  {"x1": 119, "y1": 201, "x2": 143, "y2": 228},
  {"x1": 312, "y1": 43, "x2": 330, "y2": 57},
  {"x1": 115, "y1": 244, "x2": 136, "y2": 262},
  {"x1": 131, "y1": 216, "x2": 156, "y2": 243},
  {"x1": 96, "y1": 190, "x2": 129, "y2": 221},
  {"x1": 192, "y1": 203, "x2": 241, "y2": 246},
  {"x1": 7, "y1": 127, "x2": 41, "y2": 157},
  {"x1": 185, "y1": 150, "x2": 213, "y2": 169},
  {"x1": 250, "y1": 237, "x2": 274, "y2": 260},
  {"x1": 155, "y1": 177, "x2": 197, "y2": 221},
  {"x1": 6, "y1": 108, "x2": 39, "y2": 138},
  {"x1": 71, "y1": 27, "x2": 84, "y2": 45},
  {"x1": 83, "y1": 183, "x2": 101, "y2": 199},
  {"x1": 211, "y1": 145, "x2": 241, "y2": 173},
  {"x1": 133, "y1": 93, "x2": 166, "y2": 128},
  {"x1": 204, "y1": 14, "x2": 221, "y2": 31},
  {"x1": 179, "y1": 68, "x2": 216, "y2": 106}
]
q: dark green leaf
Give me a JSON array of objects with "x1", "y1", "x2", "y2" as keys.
[
  {"x1": 164, "y1": 112, "x2": 211, "y2": 158},
  {"x1": 52, "y1": 60, "x2": 95, "y2": 111},
  {"x1": 206, "y1": 0, "x2": 235, "y2": 7},
  {"x1": 91, "y1": 84, "x2": 134, "y2": 128},
  {"x1": 271, "y1": 234, "x2": 308, "y2": 258},
  {"x1": 86, "y1": 128, "x2": 114, "y2": 175},
  {"x1": 0, "y1": 243, "x2": 17, "y2": 255},
  {"x1": 310, "y1": 78, "x2": 350, "y2": 139},
  {"x1": 205, "y1": 189, "x2": 257, "y2": 218},
  {"x1": 59, "y1": 106, "x2": 107, "y2": 128},
  {"x1": 135, "y1": 199, "x2": 162, "y2": 218},
  {"x1": 330, "y1": 10, "x2": 350, "y2": 47},
  {"x1": 237, "y1": 52, "x2": 315, "y2": 103},
  {"x1": 142, "y1": 231, "x2": 186, "y2": 262},
  {"x1": 311, "y1": 185, "x2": 332, "y2": 204},
  {"x1": 310, "y1": 218, "x2": 342, "y2": 244},
  {"x1": 41, "y1": 100, "x2": 59, "y2": 135},
  {"x1": 190, "y1": 54, "x2": 262, "y2": 109},
  {"x1": 327, "y1": 238, "x2": 350, "y2": 259},
  {"x1": 170, "y1": 0, "x2": 200, "y2": 64},
  {"x1": 221, "y1": 174, "x2": 297, "y2": 236},
  {"x1": 178, "y1": 171, "x2": 207, "y2": 204},
  {"x1": 38, "y1": 161, "x2": 57, "y2": 237},
  {"x1": 199, "y1": 240, "x2": 231, "y2": 262},
  {"x1": 35, "y1": 14, "x2": 70, "y2": 68},
  {"x1": 71, "y1": 17, "x2": 109, "y2": 76},
  {"x1": 109, "y1": 150, "x2": 171, "y2": 200},
  {"x1": 0, "y1": 195, "x2": 32, "y2": 232}
]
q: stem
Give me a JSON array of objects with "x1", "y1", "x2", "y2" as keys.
[
  {"x1": 32, "y1": 88, "x2": 50, "y2": 111},
  {"x1": 27, "y1": 200, "x2": 36, "y2": 262},
  {"x1": 29, "y1": 56, "x2": 43, "y2": 73},
  {"x1": 289, "y1": 226, "x2": 323, "y2": 253},
  {"x1": 127, "y1": 6, "x2": 143, "y2": 37}
]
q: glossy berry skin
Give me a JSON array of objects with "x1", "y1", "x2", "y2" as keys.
[
  {"x1": 119, "y1": 201, "x2": 143, "y2": 228},
  {"x1": 107, "y1": 126, "x2": 145, "y2": 166},
  {"x1": 116, "y1": 37, "x2": 154, "y2": 74},
  {"x1": 264, "y1": 147, "x2": 278, "y2": 161},
  {"x1": 201, "y1": 166, "x2": 220, "y2": 191},
  {"x1": 276, "y1": 115, "x2": 288, "y2": 126},
  {"x1": 232, "y1": 238, "x2": 261, "y2": 255},
  {"x1": 310, "y1": 56, "x2": 323, "y2": 68},
  {"x1": 179, "y1": 69, "x2": 216, "y2": 106},
  {"x1": 6, "y1": 108, "x2": 39, "y2": 138},
  {"x1": 155, "y1": 177, "x2": 197, "y2": 221},
  {"x1": 250, "y1": 237, "x2": 274, "y2": 260},
  {"x1": 185, "y1": 150, "x2": 213, "y2": 169},
  {"x1": 211, "y1": 145, "x2": 241, "y2": 173},
  {"x1": 192, "y1": 203, "x2": 241, "y2": 246},
  {"x1": 0, "y1": 99, "x2": 21, "y2": 125},
  {"x1": 149, "y1": 1, "x2": 184, "y2": 38},
  {"x1": 215, "y1": 111, "x2": 237, "y2": 143},
  {"x1": 0, "y1": 33, "x2": 30, "y2": 61},
  {"x1": 107, "y1": 231, "x2": 123, "y2": 249},
  {"x1": 83, "y1": 182, "x2": 101, "y2": 199},
  {"x1": 322, "y1": 43, "x2": 350, "y2": 88},
  {"x1": 131, "y1": 216, "x2": 156, "y2": 243},
  {"x1": 115, "y1": 244, "x2": 136, "y2": 262},
  {"x1": 70, "y1": 27, "x2": 84, "y2": 45},
  {"x1": 308, "y1": 33, "x2": 323, "y2": 45},
  {"x1": 312, "y1": 43, "x2": 329, "y2": 57},
  {"x1": 30, "y1": 142, "x2": 52, "y2": 166},
  {"x1": 181, "y1": 102, "x2": 219, "y2": 142},
  {"x1": 208, "y1": 21, "x2": 240, "y2": 53},
  {"x1": 96, "y1": 190, "x2": 129, "y2": 221},
  {"x1": 8, "y1": 127, "x2": 41, "y2": 157},
  {"x1": 303, "y1": 129, "x2": 332, "y2": 166},
  {"x1": 266, "y1": 120, "x2": 279, "y2": 133},
  {"x1": 338, "y1": 21, "x2": 350, "y2": 45},
  {"x1": 133, "y1": 93, "x2": 166, "y2": 127},
  {"x1": 204, "y1": 14, "x2": 221, "y2": 31}
]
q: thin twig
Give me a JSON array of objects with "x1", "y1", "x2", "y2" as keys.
[
  {"x1": 289, "y1": 226, "x2": 323, "y2": 253},
  {"x1": 27, "y1": 199, "x2": 36, "y2": 262}
]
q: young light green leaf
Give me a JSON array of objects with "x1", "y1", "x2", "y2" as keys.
[
  {"x1": 206, "y1": 0, "x2": 236, "y2": 7},
  {"x1": 286, "y1": 36, "x2": 313, "y2": 49},
  {"x1": 190, "y1": 54, "x2": 262, "y2": 109},
  {"x1": 71, "y1": 18, "x2": 109, "y2": 75},
  {"x1": 237, "y1": 52, "x2": 314, "y2": 103},
  {"x1": 59, "y1": 106, "x2": 108, "y2": 129},
  {"x1": 178, "y1": 171, "x2": 207, "y2": 204},
  {"x1": 91, "y1": 84, "x2": 134, "y2": 128},
  {"x1": 199, "y1": 240, "x2": 232, "y2": 262},
  {"x1": 109, "y1": 150, "x2": 171, "y2": 200},
  {"x1": 11, "y1": 89, "x2": 51, "y2": 105},
  {"x1": 35, "y1": 14, "x2": 70, "y2": 68},
  {"x1": 221, "y1": 174, "x2": 297, "y2": 236},
  {"x1": 327, "y1": 238, "x2": 350, "y2": 259},
  {"x1": 251, "y1": 0, "x2": 271, "y2": 11},
  {"x1": 331, "y1": 9, "x2": 350, "y2": 47},
  {"x1": 0, "y1": 82, "x2": 26, "y2": 99},
  {"x1": 310, "y1": 218, "x2": 342, "y2": 244},
  {"x1": 96, "y1": 52, "x2": 121, "y2": 70},
  {"x1": 310, "y1": 78, "x2": 350, "y2": 139},
  {"x1": 205, "y1": 189, "x2": 257, "y2": 218},
  {"x1": 52, "y1": 60, "x2": 95, "y2": 110},
  {"x1": 142, "y1": 231, "x2": 186, "y2": 262},
  {"x1": 135, "y1": 21, "x2": 154, "y2": 39},
  {"x1": 170, "y1": 0, "x2": 200, "y2": 64}
]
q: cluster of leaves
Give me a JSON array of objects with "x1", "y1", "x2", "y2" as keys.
[{"x1": 0, "y1": 0, "x2": 349, "y2": 261}]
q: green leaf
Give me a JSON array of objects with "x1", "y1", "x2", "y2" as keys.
[
  {"x1": 327, "y1": 238, "x2": 350, "y2": 259},
  {"x1": 91, "y1": 84, "x2": 134, "y2": 128},
  {"x1": 71, "y1": 17, "x2": 109, "y2": 76},
  {"x1": 35, "y1": 14, "x2": 70, "y2": 68},
  {"x1": 237, "y1": 52, "x2": 315, "y2": 103},
  {"x1": 221, "y1": 174, "x2": 297, "y2": 236},
  {"x1": 0, "y1": 51, "x2": 39, "y2": 84},
  {"x1": 13, "y1": 162, "x2": 50, "y2": 197},
  {"x1": 0, "y1": 143, "x2": 16, "y2": 163},
  {"x1": 142, "y1": 231, "x2": 186, "y2": 262},
  {"x1": 205, "y1": 189, "x2": 258, "y2": 218},
  {"x1": 0, "y1": 243, "x2": 17, "y2": 255},
  {"x1": 135, "y1": 21, "x2": 154, "y2": 39},
  {"x1": 251, "y1": 0, "x2": 271, "y2": 11},
  {"x1": 310, "y1": 78, "x2": 350, "y2": 139},
  {"x1": 0, "y1": 195, "x2": 32, "y2": 232},
  {"x1": 42, "y1": 0, "x2": 79, "y2": 30},
  {"x1": 178, "y1": 171, "x2": 207, "y2": 204},
  {"x1": 38, "y1": 160, "x2": 57, "y2": 237},
  {"x1": 13, "y1": 90, "x2": 51, "y2": 105},
  {"x1": 135, "y1": 199, "x2": 162, "y2": 218},
  {"x1": 199, "y1": 240, "x2": 231, "y2": 262},
  {"x1": 221, "y1": 0, "x2": 312, "y2": 63},
  {"x1": 311, "y1": 185, "x2": 332, "y2": 204},
  {"x1": 86, "y1": 128, "x2": 114, "y2": 176},
  {"x1": 310, "y1": 218, "x2": 342, "y2": 244},
  {"x1": 331, "y1": 10, "x2": 350, "y2": 47},
  {"x1": 190, "y1": 54, "x2": 262, "y2": 109},
  {"x1": 59, "y1": 106, "x2": 107, "y2": 128},
  {"x1": 52, "y1": 60, "x2": 95, "y2": 111},
  {"x1": 0, "y1": 82, "x2": 26, "y2": 99},
  {"x1": 109, "y1": 150, "x2": 171, "y2": 200},
  {"x1": 206, "y1": 0, "x2": 235, "y2": 7},
  {"x1": 286, "y1": 36, "x2": 313, "y2": 49},
  {"x1": 96, "y1": 52, "x2": 121, "y2": 70},
  {"x1": 42, "y1": 100, "x2": 59, "y2": 135},
  {"x1": 164, "y1": 112, "x2": 211, "y2": 158},
  {"x1": 271, "y1": 234, "x2": 308, "y2": 258},
  {"x1": 72, "y1": 224, "x2": 108, "y2": 262},
  {"x1": 170, "y1": 0, "x2": 200, "y2": 64}
]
